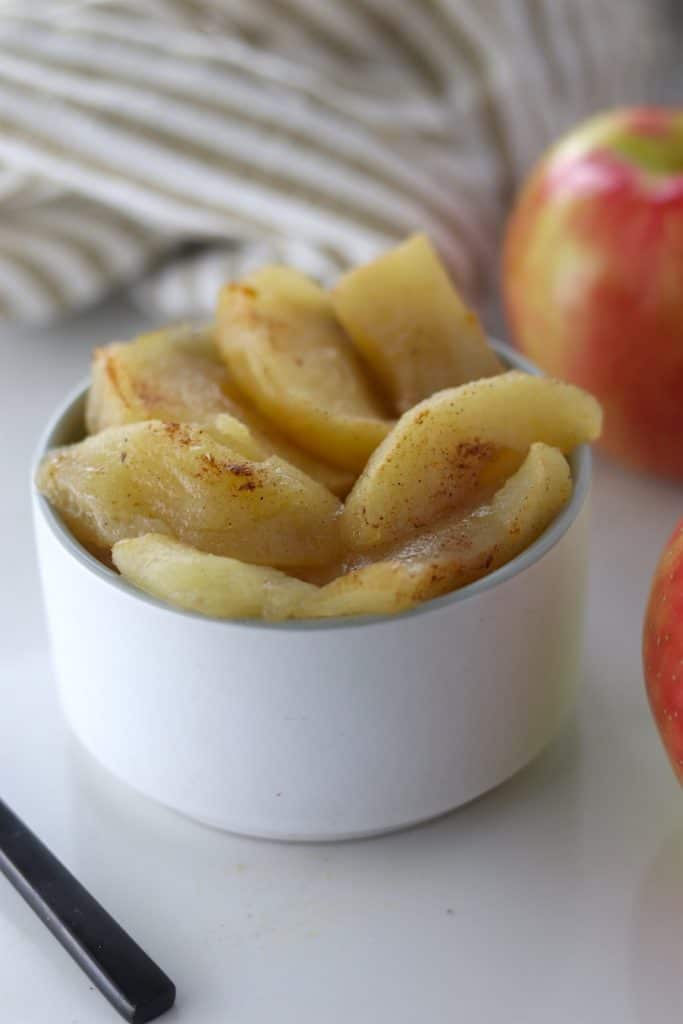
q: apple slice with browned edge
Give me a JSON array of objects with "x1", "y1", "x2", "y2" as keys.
[
  {"x1": 87, "y1": 324, "x2": 354, "y2": 497},
  {"x1": 341, "y1": 371, "x2": 602, "y2": 551},
  {"x1": 37, "y1": 420, "x2": 342, "y2": 568},
  {"x1": 216, "y1": 267, "x2": 392, "y2": 472},
  {"x1": 300, "y1": 442, "x2": 571, "y2": 618},
  {"x1": 112, "y1": 443, "x2": 571, "y2": 622}
]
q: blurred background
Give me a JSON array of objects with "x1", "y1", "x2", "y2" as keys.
[{"x1": 0, "y1": 0, "x2": 680, "y2": 330}]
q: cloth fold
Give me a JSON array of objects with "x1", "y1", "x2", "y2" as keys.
[{"x1": 0, "y1": 0, "x2": 662, "y2": 324}]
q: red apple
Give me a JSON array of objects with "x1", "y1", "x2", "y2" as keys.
[
  {"x1": 503, "y1": 107, "x2": 683, "y2": 479},
  {"x1": 643, "y1": 519, "x2": 683, "y2": 784}
]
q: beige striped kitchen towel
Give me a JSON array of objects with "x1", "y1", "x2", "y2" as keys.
[{"x1": 0, "y1": 0, "x2": 665, "y2": 324}]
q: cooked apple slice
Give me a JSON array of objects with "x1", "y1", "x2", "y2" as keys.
[
  {"x1": 299, "y1": 443, "x2": 572, "y2": 618},
  {"x1": 37, "y1": 420, "x2": 342, "y2": 567},
  {"x1": 216, "y1": 267, "x2": 392, "y2": 471},
  {"x1": 111, "y1": 445, "x2": 571, "y2": 621},
  {"x1": 332, "y1": 234, "x2": 502, "y2": 413},
  {"x1": 86, "y1": 324, "x2": 231, "y2": 432},
  {"x1": 86, "y1": 324, "x2": 355, "y2": 497},
  {"x1": 113, "y1": 534, "x2": 317, "y2": 619},
  {"x1": 341, "y1": 371, "x2": 601, "y2": 550}
]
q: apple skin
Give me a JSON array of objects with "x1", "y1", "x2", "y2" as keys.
[
  {"x1": 503, "y1": 107, "x2": 683, "y2": 479},
  {"x1": 643, "y1": 519, "x2": 683, "y2": 784}
]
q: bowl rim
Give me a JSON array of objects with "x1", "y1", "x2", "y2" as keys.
[{"x1": 32, "y1": 339, "x2": 592, "y2": 633}]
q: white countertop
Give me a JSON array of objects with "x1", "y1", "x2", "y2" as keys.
[{"x1": 2, "y1": 300, "x2": 682, "y2": 1024}]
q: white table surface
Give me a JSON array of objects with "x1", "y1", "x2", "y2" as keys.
[{"x1": 2, "y1": 299, "x2": 682, "y2": 1024}]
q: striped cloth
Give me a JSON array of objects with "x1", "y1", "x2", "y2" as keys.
[{"x1": 0, "y1": 0, "x2": 664, "y2": 323}]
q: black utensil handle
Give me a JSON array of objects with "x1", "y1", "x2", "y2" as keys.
[{"x1": 0, "y1": 799, "x2": 175, "y2": 1023}]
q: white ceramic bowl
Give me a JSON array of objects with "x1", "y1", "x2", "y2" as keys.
[{"x1": 33, "y1": 342, "x2": 591, "y2": 841}]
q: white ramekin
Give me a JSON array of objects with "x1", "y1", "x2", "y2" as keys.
[{"x1": 33, "y1": 343, "x2": 591, "y2": 841}]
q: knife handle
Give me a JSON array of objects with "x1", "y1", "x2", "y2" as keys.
[{"x1": 0, "y1": 798, "x2": 175, "y2": 1023}]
